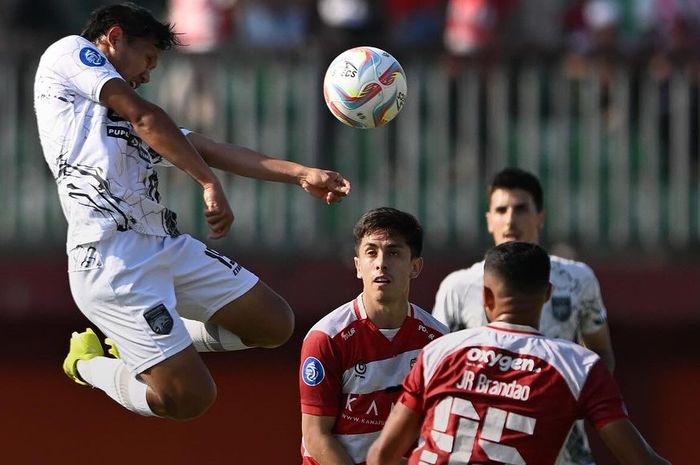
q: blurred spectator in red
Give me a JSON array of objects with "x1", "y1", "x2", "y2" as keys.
[
  {"x1": 236, "y1": 0, "x2": 311, "y2": 50},
  {"x1": 443, "y1": 0, "x2": 517, "y2": 75},
  {"x1": 169, "y1": 0, "x2": 237, "y2": 53},
  {"x1": 384, "y1": 0, "x2": 446, "y2": 51}
]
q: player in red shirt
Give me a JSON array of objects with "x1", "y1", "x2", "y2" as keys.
[
  {"x1": 368, "y1": 242, "x2": 670, "y2": 465},
  {"x1": 299, "y1": 207, "x2": 448, "y2": 465}
]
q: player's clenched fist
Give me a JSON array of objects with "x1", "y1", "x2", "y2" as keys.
[
  {"x1": 202, "y1": 182, "x2": 234, "y2": 239},
  {"x1": 299, "y1": 169, "x2": 351, "y2": 205}
]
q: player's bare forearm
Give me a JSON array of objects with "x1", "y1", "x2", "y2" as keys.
[
  {"x1": 305, "y1": 437, "x2": 355, "y2": 465},
  {"x1": 599, "y1": 419, "x2": 672, "y2": 465},
  {"x1": 367, "y1": 403, "x2": 420, "y2": 465},
  {"x1": 301, "y1": 414, "x2": 355, "y2": 465},
  {"x1": 100, "y1": 79, "x2": 219, "y2": 189},
  {"x1": 186, "y1": 132, "x2": 351, "y2": 203}
]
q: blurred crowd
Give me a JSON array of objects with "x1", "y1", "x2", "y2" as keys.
[
  {"x1": 0, "y1": 0, "x2": 700, "y2": 60},
  {"x1": 3, "y1": 0, "x2": 700, "y2": 68}
]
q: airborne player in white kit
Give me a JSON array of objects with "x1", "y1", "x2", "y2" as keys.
[
  {"x1": 432, "y1": 168, "x2": 615, "y2": 465},
  {"x1": 299, "y1": 208, "x2": 448, "y2": 465},
  {"x1": 34, "y1": 2, "x2": 350, "y2": 420},
  {"x1": 368, "y1": 242, "x2": 670, "y2": 465}
]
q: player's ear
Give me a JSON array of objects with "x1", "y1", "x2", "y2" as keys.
[
  {"x1": 409, "y1": 257, "x2": 423, "y2": 279},
  {"x1": 483, "y1": 285, "x2": 495, "y2": 316},
  {"x1": 104, "y1": 25, "x2": 124, "y2": 49},
  {"x1": 354, "y1": 256, "x2": 361, "y2": 279}
]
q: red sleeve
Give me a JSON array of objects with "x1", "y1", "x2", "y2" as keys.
[
  {"x1": 299, "y1": 330, "x2": 343, "y2": 417},
  {"x1": 399, "y1": 351, "x2": 425, "y2": 413},
  {"x1": 577, "y1": 360, "x2": 628, "y2": 430}
]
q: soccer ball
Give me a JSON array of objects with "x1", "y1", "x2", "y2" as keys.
[{"x1": 323, "y1": 46, "x2": 407, "y2": 128}]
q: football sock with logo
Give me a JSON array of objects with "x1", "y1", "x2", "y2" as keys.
[
  {"x1": 182, "y1": 318, "x2": 250, "y2": 352},
  {"x1": 77, "y1": 357, "x2": 156, "y2": 417}
]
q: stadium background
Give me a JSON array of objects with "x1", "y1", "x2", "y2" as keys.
[{"x1": 1, "y1": 1, "x2": 698, "y2": 464}]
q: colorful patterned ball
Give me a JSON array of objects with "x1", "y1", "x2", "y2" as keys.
[{"x1": 323, "y1": 46, "x2": 407, "y2": 129}]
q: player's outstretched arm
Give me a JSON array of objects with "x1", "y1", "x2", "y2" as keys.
[
  {"x1": 99, "y1": 78, "x2": 233, "y2": 239},
  {"x1": 598, "y1": 419, "x2": 671, "y2": 465},
  {"x1": 185, "y1": 132, "x2": 351, "y2": 204},
  {"x1": 301, "y1": 414, "x2": 355, "y2": 465},
  {"x1": 367, "y1": 403, "x2": 420, "y2": 465}
]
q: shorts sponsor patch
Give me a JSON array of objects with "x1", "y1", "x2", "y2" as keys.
[
  {"x1": 144, "y1": 304, "x2": 173, "y2": 335},
  {"x1": 302, "y1": 356, "x2": 325, "y2": 386},
  {"x1": 79, "y1": 47, "x2": 106, "y2": 67}
]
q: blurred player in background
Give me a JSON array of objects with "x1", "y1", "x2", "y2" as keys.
[
  {"x1": 432, "y1": 167, "x2": 614, "y2": 465},
  {"x1": 299, "y1": 207, "x2": 447, "y2": 465},
  {"x1": 368, "y1": 241, "x2": 671, "y2": 465},
  {"x1": 33, "y1": 2, "x2": 351, "y2": 420}
]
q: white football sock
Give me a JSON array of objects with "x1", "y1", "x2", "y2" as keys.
[
  {"x1": 77, "y1": 357, "x2": 156, "y2": 417},
  {"x1": 182, "y1": 318, "x2": 250, "y2": 352}
]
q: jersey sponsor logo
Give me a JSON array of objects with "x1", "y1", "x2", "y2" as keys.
[
  {"x1": 79, "y1": 47, "x2": 106, "y2": 67},
  {"x1": 465, "y1": 348, "x2": 539, "y2": 373},
  {"x1": 106, "y1": 126, "x2": 130, "y2": 139},
  {"x1": 551, "y1": 296, "x2": 572, "y2": 321},
  {"x1": 143, "y1": 304, "x2": 174, "y2": 335},
  {"x1": 106, "y1": 125, "x2": 144, "y2": 150},
  {"x1": 353, "y1": 361, "x2": 367, "y2": 377},
  {"x1": 302, "y1": 357, "x2": 325, "y2": 386},
  {"x1": 341, "y1": 327, "x2": 356, "y2": 340}
]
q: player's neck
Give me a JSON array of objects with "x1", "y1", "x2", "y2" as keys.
[
  {"x1": 361, "y1": 293, "x2": 408, "y2": 329},
  {"x1": 490, "y1": 305, "x2": 541, "y2": 328}
]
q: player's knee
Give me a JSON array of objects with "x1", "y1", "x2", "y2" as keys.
[{"x1": 151, "y1": 380, "x2": 217, "y2": 420}]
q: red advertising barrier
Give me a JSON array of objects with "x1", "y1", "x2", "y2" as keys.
[{"x1": 0, "y1": 258, "x2": 696, "y2": 464}]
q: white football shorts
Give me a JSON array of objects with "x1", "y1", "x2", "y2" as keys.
[{"x1": 67, "y1": 231, "x2": 259, "y2": 374}]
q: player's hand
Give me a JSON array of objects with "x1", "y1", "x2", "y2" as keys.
[
  {"x1": 202, "y1": 181, "x2": 234, "y2": 239},
  {"x1": 299, "y1": 169, "x2": 351, "y2": 205}
]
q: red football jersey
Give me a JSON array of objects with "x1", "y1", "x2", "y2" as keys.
[
  {"x1": 300, "y1": 294, "x2": 448, "y2": 464},
  {"x1": 400, "y1": 322, "x2": 627, "y2": 465}
]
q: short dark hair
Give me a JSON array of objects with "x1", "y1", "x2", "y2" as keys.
[
  {"x1": 489, "y1": 168, "x2": 544, "y2": 212},
  {"x1": 81, "y1": 2, "x2": 180, "y2": 50},
  {"x1": 484, "y1": 242, "x2": 550, "y2": 295},
  {"x1": 353, "y1": 207, "x2": 423, "y2": 258}
]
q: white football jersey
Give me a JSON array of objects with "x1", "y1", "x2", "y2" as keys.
[
  {"x1": 432, "y1": 255, "x2": 608, "y2": 465},
  {"x1": 34, "y1": 35, "x2": 178, "y2": 251},
  {"x1": 433, "y1": 255, "x2": 607, "y2": 340}
]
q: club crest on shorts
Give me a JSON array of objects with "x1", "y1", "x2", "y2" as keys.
[
  {"x1": 144, "y1": 304, "x2": 173, "y2": 335},
  {"x1": 302, "y1": 357, "x2": 325, "y2": 386}
]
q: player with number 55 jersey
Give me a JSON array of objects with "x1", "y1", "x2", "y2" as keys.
[{"x1": 368, "y1": 242, "x2": 670, "y2": 465}]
